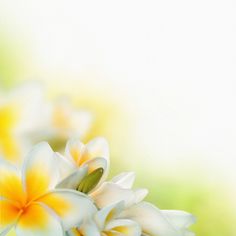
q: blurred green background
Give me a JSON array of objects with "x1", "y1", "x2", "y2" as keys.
[{"x1": 0, "y1": 1, "x2": 236, "y2": 235}]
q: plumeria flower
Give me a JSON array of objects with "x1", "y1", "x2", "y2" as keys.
[
  {"x1": 0, "y1": 83, "x2": 47, "y2": 164},
  {"x1": 36, "y1": 98, "x2": 93, "y2": 151},
  {"x1": 0, "y1": 83, "x2": 93, "y2": 164},
  {"x1": 120, "y1": 203, "x2": 196, "y2": 236},
  {"x1": 0, "y1": 142, "x2": 96, "y2": 236},
  {"x1": 89, "y1": 172, "x2": 196, "y2": 236},
  {"x1": 56, "y1": 137, "x2": 110, "y2": 192},
  {"x1": 67, "y1": 201, "x2": 141, "y2": 236},
  {"x1": 57, "y1": 145, "x2": 147, "y2": 208},
  {"x1": 51, "y1": 99, "x2": 92, "y2": 140}
]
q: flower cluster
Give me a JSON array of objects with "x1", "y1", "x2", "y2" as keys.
[
  {"x1": 0, "y1": 84, "x2": 195, "y2": 236},
  {"x1": 0, "y1": 83, "x2": 92, "y2": 163}
]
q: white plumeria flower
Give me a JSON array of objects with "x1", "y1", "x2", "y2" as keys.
[
  {"x1": 90, "y1": 172, "x2": 196, "y2": 236},
  {"x1": 38, "y1": 98, "x2": 93, "y2": 150},
  {"x1": 0, "y1": 83, "x2": 47, "y2": 164},
  {"x1": 52, "y1": 99, "x2": 92, "y2": 139},
  {"x1": 0, "y1": 142, "x2": 96, "y2": 236},
  {"x1": 56, "y1": 137, "x2": 110, "y2": 192},
  {"x1": 67, "y1": 201, "x2": 141, "y2": 236},
  {"x1": 0, "y1": 83, "x2": 93, "y2": 164},
  {"x1": 120, "y1": 203, "x2": 196, "y2": 236}
]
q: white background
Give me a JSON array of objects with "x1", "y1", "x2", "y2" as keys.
[{"x1": 0, "y1": 0, "x2": 235, "y2": 191}]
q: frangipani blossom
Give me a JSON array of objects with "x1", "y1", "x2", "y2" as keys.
[
  {"x1": 120, "y1": 203, "x2": 196, "y2": 236},
  {"x1": 0, "y1": 83, "x2": 93, "y2": 165},
  {"x1": 68, "y1": 201, "x2": 141, "y2": 236},
  {"x1": 0, "y1": 83, "x2": 47, "y2": 163},
  {"x1": 35, "y1": 99, "x2": 93, "y2": 151},
  {"x1": 57, "y1": 137, "x2": 110, "y2": 191},
  {"x1": 50, "y1": 99, "x2": 92, "y2": 141},
  {"x1": 0, "y1": 81, "x2": 196, "y2": 236},
  {"x1": 0, "y1": 142, "x2": 96, "y2": 236},
  {"x1": 89, "y1": 172, "x2": 196, "y2": 236}
]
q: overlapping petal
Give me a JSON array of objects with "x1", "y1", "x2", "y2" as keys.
[
  {"x1": 38, "y1": 189, "x2": 97, "y2": 230},
  {"x1": 65, "y1": 139, "x2": 85, "y2": 165},
  {"x1": 120, "y1": 202, "x2": 195, "y2": 236},
  {"x1": 55, "y1": 152, "x2": 77, "y2": 179},
  {"x1": 90, "y1": 182, "x2": 136, "y2": 208},
  {"x1": 70, "y1": 219, "x2": 100, "y2": 236},
  {"x1": 57, "y1": 137, "x2": 110, "y2": 194},
  {"x1": 104, "y1": 219, "x2": 141, "y2": 236},
  {"x1": 15, "y1": 203, "x2": 64, "y2": 236},
  {"x1": 22, "y1": 142, "x2": 59, "y2": 201},
  {"x1": 56, "y1": 166, "x2": 88, "y2": 189},
  {"x1": 64, "y1": 137, "x2": 109, "y2": 169},
  {"x1": 94, "y1": 201, "x2": 125, "y2": 230},
  {"x1": 82, "y1": 137, "x2": 109, "y2": 166},
  {"x1": 1, "y1": 141, "x2": 97, "y2": 236},
  {"x1": 68, "y1": 202, "x2": 141, "y2": 236},
  {"x1": 90, "y1": 173, "x2": 148, "y2": 208}
]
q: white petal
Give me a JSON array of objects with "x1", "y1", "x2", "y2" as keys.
[
  {"x1": 55, "y1": 152, "x2": 77, "y2": 180},
  {"x1": 90, "y1": 182, "x2": 136, "y2": 208},
  {"x1": 95, "y1": 201, "x2": 125, "y2": 230},
  {"x1": 22, "y1": 142, "x2": 59, "y2": 200},
  {"x1": 15, "y1": 203, "x2": 64, "y2": 236},
  {"x1": 78, "y1": 218, "x2": 100, "y2": 236},
  {"x1": 56, "y1": 166, "x2": 88, "y2": 189},
  {"x1": 105, "y1": 219, "x2": 141, "y2": 236},
  {"x1": 84, "y1": 157, "x2": 107, "y2": 174},
  {"x1": 84, "y1": 137, "x2": 109, "y2": 164},
  {"x1": 38, "y1": 189, "x2": 97, "y2": 230},
  {"x1": 120, "y1": 202, "x2": 184, "y2": 236},
  {"x1": 161, "y1": 210, "x2": 196, "y2": 229},
  {"x1": 111, "y1": 172, "x2": 136, "y2": 189},
  {"x1": 133, "y1": 188, "x2": 149, "y2": 204},
  {"x1": 65, "y1": 138, "x2": 85, "y2": 165}
]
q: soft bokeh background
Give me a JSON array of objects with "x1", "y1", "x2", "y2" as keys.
[{"x1": 0, "y1": 1, "x2": 236, "y2": 235}]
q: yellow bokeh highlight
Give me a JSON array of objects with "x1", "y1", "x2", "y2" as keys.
[{"x1": 0, "y1": 104, "x2": 21, "y2": 162}]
